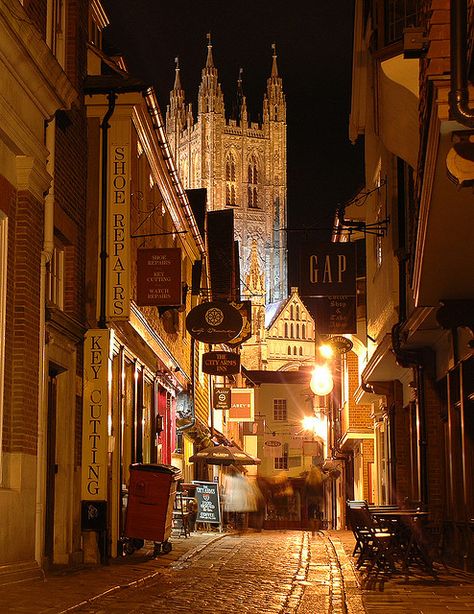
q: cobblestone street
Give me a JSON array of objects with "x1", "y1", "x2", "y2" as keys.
[{"x1": 1, "y1": 530, "x2": 473, "y2": 614}]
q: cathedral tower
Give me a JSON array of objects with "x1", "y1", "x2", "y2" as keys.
[{"x1": 165, "y1": 38, "x2": 287, "y2": 305}]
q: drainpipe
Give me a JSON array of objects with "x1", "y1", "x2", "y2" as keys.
[
  {"x1": 35, "y1": 116, "x2": 56, "y2": 568},
  {"x1": 98, "y1": 92, "x2": 117, "y2": 328},
  {"x1": 449, "y1": 0, "x2": 474, "y2": 127}
]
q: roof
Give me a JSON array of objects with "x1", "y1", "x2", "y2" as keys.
[
  {"x1": 242, "y1": 368, "x2": 312, "y2": 386},
  {"x1": 264, "y1": 299, "x2": 286, "y2": 329}
]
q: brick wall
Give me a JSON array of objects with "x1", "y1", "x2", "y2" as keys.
[{"x1": 7, "y1": 190, "x2": 43, "y2": 455}]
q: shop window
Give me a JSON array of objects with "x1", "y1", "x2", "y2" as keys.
[{"x1": 274, "y1": 456, "x2": 288, "y2": 470}]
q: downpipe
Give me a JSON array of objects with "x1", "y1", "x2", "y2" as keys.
[
  {"x1": 449, "y1": 0, "x2": 474, "y2": 127},
  {"x1": 35, "y1": 116, "x2": 56, "y2": 566}
]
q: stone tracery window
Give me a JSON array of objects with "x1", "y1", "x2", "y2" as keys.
[
  {"x1": 225, "y1": 153, "x2": 237, "y2": 206},
  {"x1": 247, "y1": 154, "x2": 259, "y2": 208}
]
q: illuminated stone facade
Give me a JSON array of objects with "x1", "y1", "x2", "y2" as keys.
[{"x1": 166, "y1": 40, "x2": 287, "y2": 306}]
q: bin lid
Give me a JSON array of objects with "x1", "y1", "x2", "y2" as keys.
[{"x1": 129, "y1": 463, "x2": 182, "y2": 477}]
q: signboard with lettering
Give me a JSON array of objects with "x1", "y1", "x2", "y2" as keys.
[
  {"x1": 107, "y1": 142, "x2": 131, "y2": 320},
  {"x1": 186, "y1": 301, "x2": 243, "y2": 343},
  {"x1": 228, "y1": 388, "x2": 254, "y2": 422},
  {"x1": 81, "y1": 329, "x2": 112, "y2": 500},
  {"x1": 202, "y1": 352, "x2": 240, "y2": 375},
  {"x1": 136, "y1": 248, "x2": 181, "y2": 306},
  {"x1": 304, "y1": 295, "x2": 357, "y2": 334},
  {"x1": 227, "y1": 301, "x2": 252, "y2": 347},
  {"x1": 213, "y1": 387, "x2": 231, "y2": 410},
  {"x1": 194, "y1": 481, "x2": 221, "y2": 524},
  {"x1": 299, "y1": 243, "x2": 356, "y2": 297},
  {"x1": 328, "y1": 335, "x2": 354, "y2": 354}
]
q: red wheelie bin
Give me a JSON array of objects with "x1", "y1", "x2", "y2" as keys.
[{"x1": 123, "y1": 463, "x2": 181, "y2": 556}]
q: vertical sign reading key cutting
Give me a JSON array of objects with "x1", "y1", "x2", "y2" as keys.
[{"x1": 81, "y1": 329, "x2": 112, "y2": 500}]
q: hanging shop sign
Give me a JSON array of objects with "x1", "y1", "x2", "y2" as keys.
[
  {"x1": 299, "y1": 242, "x2": 356, "y2": 297},
  {"x1": 263, "y1": 437, "x2": 282, "y2": 459},
  {"x1": 227, "y1": 301, "x2": 252, "y2": 347},
  {"x1": 228, "y1": 388, "x2": 254, "y2": 422},
  {"x1": 202, "y1": 351, "x2": 240, "y2": 375},
  {"x1": 328, "y1": 335, "x2": 354, "y2": 354},
  {"x1": 185, "y1": 301, "x2": 243, "y2": 343},
  {"x1": 194, "y1": 481, "x2": 221, "y2": 524},
  {"x1": 241, "y1": 416, "x2": 265, "y2": 436},
  {"x1": 136, "y1": 247, "x2": 181, "y2": 306},
  {"x1": 81, "y1": 329, "x2": 113, "y2": 501},
  {"x1": 304, "y1": 295, "x2": 357, "y2": 335},
  {"x1": 107, "y1": 142, "x2": 131, "y2": 320},
  {"x1": 212, "y1": 386, "x2": 231, "y2": 410}
]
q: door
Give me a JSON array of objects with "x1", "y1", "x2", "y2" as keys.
[{"x1": 44, "y1": 368, "x2": 58, "y2": 564}]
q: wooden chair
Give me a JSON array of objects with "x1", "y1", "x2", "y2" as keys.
[{"x1": 347, "y1": 505, "x2": 398, "y2": 572}]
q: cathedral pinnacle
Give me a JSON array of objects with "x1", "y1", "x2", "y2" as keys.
[
  {"x1": 206, "y1": 32, "x2": 214, "y2": 68},
  {"x1": 271, "y1": 43, "x2": 279, "y2": 77},
  {"x1": 173, "y1": 56, "x2": 182, "y2": 90}
]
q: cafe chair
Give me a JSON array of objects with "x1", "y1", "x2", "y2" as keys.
[{"x1": 347, "y1": 504, "x2": 398, "y2": 573}]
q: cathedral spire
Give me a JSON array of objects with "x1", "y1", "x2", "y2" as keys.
[
  {"x1": 198, "y1": 32, "x2": 224, "y2": 115},
  {"x1": 173, "y1": 56, "x2": 182, "y2": 90},
  {"x1": 271, "y1": 43, "x2": 279, "y2": 77},
  {"x1": 206, "y1": 32, "x2": 214, "y2": 68},
  {"x1": 264, "y1": 42, "x2": 286, "y2": 123}
]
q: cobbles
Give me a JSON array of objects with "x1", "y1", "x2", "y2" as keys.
[{"x1": 1, "y1": 531, "x2": 473, "y2": 614}]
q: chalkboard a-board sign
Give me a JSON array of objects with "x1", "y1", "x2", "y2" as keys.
[{"x1": 193, "y1": 481, "x2": 221, "y2": 524}]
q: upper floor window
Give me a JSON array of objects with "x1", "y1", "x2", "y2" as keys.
[
  {"x1": 384, "y1": 0, "x2": 422, "y2": 46},
  {"x1": 247, "y1": 154, "x2": 259, "y2": 208},
  {"x1": 296, "y1": 304, "x2": 300, "y2": 320},
  {"x1": 273, "y1": 399, "x2": 287, "y2": 421},
  {"x1": 302, "y1": 324, "x2": 306, "y2": 339},
  {"x1": 47, "y1": 0, "x2": 67, "y2": 69},
  {"x1": 46, "y1": 239, "x2": 65, "y2": 309},
  {"x1": 225, "y1": 153, "x2": 237, "y2": 206}
]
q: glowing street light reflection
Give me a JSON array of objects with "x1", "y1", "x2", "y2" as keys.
[
  {"x1": 310, "y1": 364, "x2": 334, "y2": 396},
  {"x1": 302, "y1": 414, "x2": 327, "y2": 440}
]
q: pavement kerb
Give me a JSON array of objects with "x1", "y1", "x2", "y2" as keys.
[{"x1": 57, "y1": 532, "x2": 227, "y2": 614}]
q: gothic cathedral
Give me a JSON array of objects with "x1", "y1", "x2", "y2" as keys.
[{"x1": 165, "y1": 39, "x2": 287, "y2": 309}]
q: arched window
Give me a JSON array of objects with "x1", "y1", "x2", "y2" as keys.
[
  {"x1": 290, "y1": 305, "x2": 294, "y2": 319},
  {"x1": 296, "y1": 305, "x2": 300, "y2": 319},
  {"x1": 296, "y1": 323, "x2": 299, "y2": 338},
  {"x1": 247, "y1": 154, "x2": 259, "y2": 208},
  {"x1": 288, "y1": 345, "x2": 291, "y2": 355},
  {"x1": 302, "y1": 324, "x2": 306, "y2": 339},
  {"x1": 226, "y1": 153, "x2": 237, "y2": 205},
  {"x1": 299, "y1": 347, "x2": 303, "y2": 356},
  {"x1": 284, "y1": 322, "x2": 288, "y2": 337},
  {"x1": 290, "y1": 323, "x2": 294, "y2": 338},
  {"x1": 293, "y1": 346, "x2": 297, "y2": 355}
]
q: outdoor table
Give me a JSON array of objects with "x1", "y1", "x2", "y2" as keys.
[{"x1": 371, "y1": 510, "x2": 433, "y2": 573}]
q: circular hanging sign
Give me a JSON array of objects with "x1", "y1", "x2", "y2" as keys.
[
  {"x1": 329, "y1": 335, "x2": 353, "y2": 354},
  {"x1": 186, "y1": 301, "x2": 243, "y2": 343}
]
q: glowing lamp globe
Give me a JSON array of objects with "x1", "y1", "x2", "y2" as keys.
[{"x1": 310, "y1": 364, "x2": 334, "y2": 396}]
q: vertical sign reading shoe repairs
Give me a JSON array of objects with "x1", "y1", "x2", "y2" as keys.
[
  {"x1": 81, "y1": 329, "x2": 112, "y2": 500},
  {"x1": 107, "y1": 138, "x2": 131, "y2": 320}
]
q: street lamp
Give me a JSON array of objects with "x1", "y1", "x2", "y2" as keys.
[{"x1": 309, "y1": 363, "x2": 334, "y2": 397}]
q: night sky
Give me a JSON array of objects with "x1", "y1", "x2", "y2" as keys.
[{"x1": 102, "y1": 0, "x2": 364, "y2": 235}]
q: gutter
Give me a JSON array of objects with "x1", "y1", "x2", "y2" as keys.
[{"x1": 449, "y1": 0, "x2": 474, "y2": 127}]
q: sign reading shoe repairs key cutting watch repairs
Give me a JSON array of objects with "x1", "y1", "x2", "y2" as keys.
[{"x1": 136, "y1": 248, "x2": 181, "y2": 306}]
